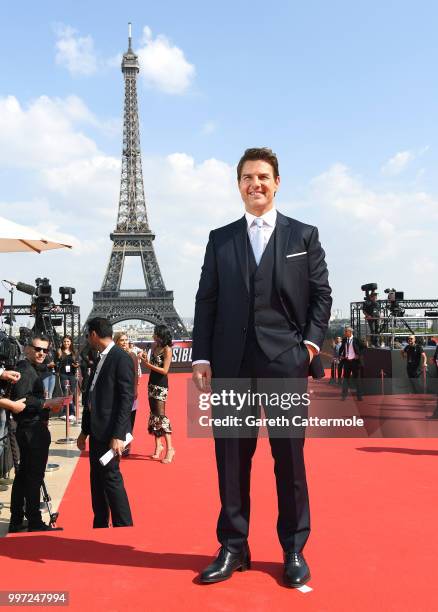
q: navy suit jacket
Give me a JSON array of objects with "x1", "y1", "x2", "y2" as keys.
[
  {"x1": 192, "y1": 211, "x2": 332, "y2": 378},
  {"x1": 81, "y1": 345, "x2": 135, "y2": 443}
]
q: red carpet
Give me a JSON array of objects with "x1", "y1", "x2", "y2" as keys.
[{"x1": 2, "y1": 374, "x2": 438, "y2": 611}]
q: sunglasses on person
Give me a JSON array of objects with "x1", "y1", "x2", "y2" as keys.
[{"x1": 31, "y1": 345, "x2": 49, "y2": 354}]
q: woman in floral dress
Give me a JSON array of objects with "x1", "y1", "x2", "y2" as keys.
[{"x1": 141, "y1": 325, "x2": 175, "y2": 464}]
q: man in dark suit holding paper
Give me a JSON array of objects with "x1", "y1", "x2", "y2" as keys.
[
  {"x1": 192, "y1": 148, "x2": 332, "y2": 587},
  {"x1": 77, "y1": 317, "x2": 134, "y2": 528}
]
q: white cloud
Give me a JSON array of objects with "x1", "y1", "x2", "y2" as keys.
[
  {"x1": 0, "y1": 94, "x2": 121, "y2": 318},
  {"x1": 54, "y1": 25, "x2": 98, "y2": 76},
  {"x1": 53, "y1": 23, "x2": 195, "y2": 95},
  {"x1": 201, "y1": 121, "x2": 217, "y2": 135},
  {"x1": 137, "y1": 26, "x2": 195, "y2": 94},
  {"x1": 107, "y1": 53, "x2": 123, "y2": 69},
  {"x1": 43, "y1": 155, "x2": 120, "y2": 204},
  {"x1": 307, "y1": 163, "x2": 438, "y2": 311},
  {"x1": 381, "y1": 146, "x2": 430, "y2": 176},
  {"x1": 141, "y1": 153, "x2": 240, "y2": 310},
  {"x1": 0, "y1": 95, "x2": 98, "y2": 168},
  {"x1": 381, "y1": 150, "x2": 414, "y2": 176}
]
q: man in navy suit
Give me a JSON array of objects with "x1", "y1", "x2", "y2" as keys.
[
  {"x1": 192, "y1": 148, "x2": 332, "y2": 587},
  {"x1": 77, "y1": 317, "x2": 134, "y2": 528}
]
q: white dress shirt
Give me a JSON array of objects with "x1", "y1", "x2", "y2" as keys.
[
  {"x1": 89, "y1": 341, "x2": 115, "y2": 392},
  {"x1": 345, "y1": 337, "x2": 357, "y2": 360},
  {"x1": 245, "y1": 208, "x2": 277, "y2": 255}
]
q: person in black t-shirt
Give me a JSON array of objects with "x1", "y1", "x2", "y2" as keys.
[
  {"x1": 401, "y1": 335, "x2": 427, "y2": 394},
  {"x1": 9, "y1": 334, "x2": 64, "y2": 532}
]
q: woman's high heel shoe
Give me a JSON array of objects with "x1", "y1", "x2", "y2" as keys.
[
  {"x1": 150, "y1": 444, "x2": 164, "y2": 459},
  {"x1": 161, "y1": 448, "x2": 176, "y2": 464}
]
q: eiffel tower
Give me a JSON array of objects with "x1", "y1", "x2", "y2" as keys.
[{"x1": 88, "y1": 24, "x2": 187, "y2": 338}]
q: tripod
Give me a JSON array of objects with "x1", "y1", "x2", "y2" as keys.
[
  {"x1": 379, "y1": 310, "x2": 416, "y2": 347},
  {"x1": 34, "y1": 310, "x2": 60, "y2": 351}
]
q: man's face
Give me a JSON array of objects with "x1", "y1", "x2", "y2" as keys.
[
  {"x1": 336, "y1": 337, "x2": 342, "y2": 344},
  {"x1": 408, "y1": 336, "x2": 415, "y2": 345},
  {"x1": 345, "y1": 329, "x2": 353, "y2": 338},
  {"x1": 238, "y1": 160, "x2": 280, "y2": 215},
  {"x1": 87, "y1": 329, "x2": 98, "y2": 349},
  {"x1": 27, "y1": 339, "x2": 49, "y2": 366}
]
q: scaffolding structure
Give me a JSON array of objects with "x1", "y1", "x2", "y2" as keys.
[{"x1": 350, "y1": 299, "x2": 438, "y2": 347}]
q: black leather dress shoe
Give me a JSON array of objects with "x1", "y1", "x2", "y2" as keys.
[
  {"x1": 200, "y1": 544, "x2": 251, "y2": 583},
  {"x1": 28, "y1": 522, "x2": 63, "y2": 532},
  {"x1": 8, "y1": 522, "x2": 28, "y2": 534},
  {"x1": 283, "y1": 552, "x2": 310, "y2": 588}
]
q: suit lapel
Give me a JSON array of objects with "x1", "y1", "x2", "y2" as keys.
[
  {"x1": 233, "y1": 216, "x2": 249, "y2": 293},
  {"x1": 275, "y1": 212, "x2": 293, "y2": 290},
  {"x1": 95, "y1": 345, "x2": 115, "y2": 387}
]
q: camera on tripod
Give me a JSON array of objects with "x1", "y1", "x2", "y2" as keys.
[
  {"x1": 0, "y1": 332, "x2": 21, "y2": 370},
  {"x1": 4, "y1": 278, "x2": 76, "y2": 351},
  {"x1": 361, "y1": 283, "x2": 380, "y2": 316},
  {"x1": 384, "y1": 288, "x2": 405, "y2": 317},
  {"x1": 0, "y1": 331, "x2": 22, "y2": 397}
]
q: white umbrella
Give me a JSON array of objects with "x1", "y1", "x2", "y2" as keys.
[{"x1": 0, "y1": 216, "x2": 72, "y2": 253}]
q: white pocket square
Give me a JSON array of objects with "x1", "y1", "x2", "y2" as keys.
[{"x1": 286, "y1": 251, "x2": 307, "y2": 258}]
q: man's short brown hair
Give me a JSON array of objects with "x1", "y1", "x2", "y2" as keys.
[{"x1": 237, "y1": 147, "x2": 279, "y2": 180}]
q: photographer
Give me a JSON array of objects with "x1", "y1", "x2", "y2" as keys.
[
  {"x1": 8, "y1": 333, "x2": 64, "y2": 533},
  {"x1": 401, "y1": 335, "x2": 427, "y2": 394},
  {"x1": 362, "y1": 292, "x2": 380, "y2": 347}
]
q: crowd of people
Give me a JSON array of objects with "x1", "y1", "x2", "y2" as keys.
[
  {"x1": 330, "y1": 329, "x2": 438, "y2": 404},
  {"x1": 0, "y1": 318, "x2": 175, "y2": 533}
]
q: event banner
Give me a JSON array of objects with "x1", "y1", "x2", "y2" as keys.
[{"x1": 137, "y1": 340, "x2": 193, "y2": 373}]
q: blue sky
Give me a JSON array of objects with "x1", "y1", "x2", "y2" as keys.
[{"x1": 1, "y1": 1, "x2": 437, "y2": 322}]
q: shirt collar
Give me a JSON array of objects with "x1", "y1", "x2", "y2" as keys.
[
  {"x1": 245, "y1": 207, "x2": 277, "y2": 229},
  {"x1": 101, "y1": 340, "x2": 115, "y2": 356}
]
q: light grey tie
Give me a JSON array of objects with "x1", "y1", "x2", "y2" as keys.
[{"x1": 252, "y1": 218, "x2": 264, "y2": 265}]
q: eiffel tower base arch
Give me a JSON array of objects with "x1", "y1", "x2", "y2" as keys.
[{"x1": 87, "y1": 290, "x2": 187, "y2": 338}]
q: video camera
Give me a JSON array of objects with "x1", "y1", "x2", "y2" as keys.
[
  {"x1": 0, "y1": 331, "x2": 21, "y2": 370},
  {"x1": 0, "y1": 330, "x2": 22, "y2": 398},
  {"x1": 4, "y1": 278, "x2": 76, "y2": 350},
  {"x1": 384, "y1": 288, "x2": 405, "y2": 317}
]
